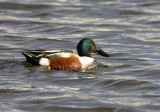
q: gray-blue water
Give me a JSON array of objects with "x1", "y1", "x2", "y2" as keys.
[{"x1": 0, "y1": 0, "x2": 160, "y2": 112}]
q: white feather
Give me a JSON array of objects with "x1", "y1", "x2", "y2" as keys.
[
  {"x1": 39, "y1": 58, "x2": 49, "y2": 66},
  {"x1": 78, "y1": 56, "x2": 94, "y2": 69},
  {"x1": 54, "y1": 53, "x2": 71, "y2": 57}
]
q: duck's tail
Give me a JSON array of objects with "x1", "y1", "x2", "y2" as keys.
[{"x1": 21, "y1": 51, "x2": 41, "y2": 65}]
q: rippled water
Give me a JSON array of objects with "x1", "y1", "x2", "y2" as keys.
[{"x1": 0, "y1": 0, "x2": 160, "y2": 112}]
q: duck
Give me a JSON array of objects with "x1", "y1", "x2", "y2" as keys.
[{"x1": 21, "y1": 38, "x2": 110, "y2": 71}]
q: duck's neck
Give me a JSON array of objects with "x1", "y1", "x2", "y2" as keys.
[{"x1": 77, "y1": 48, "x2": 91, "y2": 57}]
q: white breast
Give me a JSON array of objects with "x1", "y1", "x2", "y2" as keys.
[{"x1": 78, "y1": 56, "x2": 94, "y2": 69}]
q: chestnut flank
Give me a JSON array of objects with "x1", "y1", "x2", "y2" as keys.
[{"x1": 49, "y1": 54, "x2": 82, "y2": 71}]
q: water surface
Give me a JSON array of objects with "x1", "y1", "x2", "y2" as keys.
[{"x1": 0, "y1": 0, "x2": 160, "y2": 112}]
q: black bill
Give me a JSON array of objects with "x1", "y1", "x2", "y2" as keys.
[{"x1": 95, "y1": 47, "x2": 110, "y2": 57}]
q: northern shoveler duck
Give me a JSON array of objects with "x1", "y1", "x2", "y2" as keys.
[{"x1": 21, "y1": 38, "x2": 110, "y2": 71}]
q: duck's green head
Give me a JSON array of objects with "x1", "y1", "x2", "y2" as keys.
[{"x1": 77, "y1": 38, "x2": 110, "y2": 57}]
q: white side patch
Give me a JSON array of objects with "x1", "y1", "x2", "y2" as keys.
[
  {"x1": 54, "y1": 53, "x2": 72, "y2": 58},
  {"x1": 79, "y1": 57, "x2": 94, "y2": 69},
  {"x1": 39, "y1": 58, "x2": 49, "y2": 66}
]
